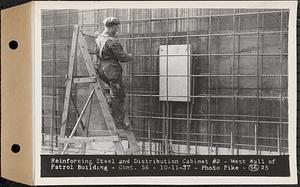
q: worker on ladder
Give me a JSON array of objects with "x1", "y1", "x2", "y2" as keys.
[{"x1": 95, "y1": 17, "x2": 133, "y2": 129}]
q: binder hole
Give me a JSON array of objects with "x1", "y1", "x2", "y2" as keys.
[
  {"x1": 9, "y1": 40, "x2": 18, "y2": 50},
  {"x1": 11, "y1": 144, "x2": 20, "y2": 153}
]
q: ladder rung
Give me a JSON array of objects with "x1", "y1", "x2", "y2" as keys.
[
  {"x1": 124, "y1": 146, "x2": 140, "y2": 155},
  {"x1": 73, "y1": 77, "x2": 96, "y2": 84},
  {"x1": 117, "y1": 129, "x2": 133, "y2": 136},
  {"x1": 88, "y1": 130, "x2": 111, "y2": 136},
  {"x1": 89, "y1": 129, "x2": 135, "y2": 137},
  {"x1": 59, "y1": 136, "x2": 119, "y2": 144}
]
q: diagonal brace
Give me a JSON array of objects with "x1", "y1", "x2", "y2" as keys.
[{"x1": 61, "y1": 89, "x2": 95, "y2": 154}]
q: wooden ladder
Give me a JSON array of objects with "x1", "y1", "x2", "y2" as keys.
[{"x1": 58, "y1": 25, "x2": 140, "y2": 155}]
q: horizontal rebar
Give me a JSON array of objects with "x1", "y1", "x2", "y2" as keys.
[
  {"x1": 134, "y1": 128, "x2": 288, "y2": 141},
  {"x1": 125, "y1": 94, "x2": 288, "y2": 100},
  {"x1": 42, "y1": 137, "x2": 289, "y2": 149},
  {"x1": 128, "y1": 115, "x2": 288, "y2": 124},
  {"x1": 42, "y1": 94, "x2": 288, "y2": 100},
  {"x1": 42, "y1": 113, "x2": 288, "y2": 121},
  {"x1": 42, "y1": 27, "x2": 288, "y2": 40},
  {"x1": 122, "y1": 74, "x2": 288, "y2": 77},
  {"x1": 136, "y1": 137, "x2": 288, "y2": 150},
  {"x1": 41, "y1": 74, "x2": 288, "y2": 79},
  {"x1": 122, "y1": 53, "x2": 288, "y2": 57},
  {"x1": 80, "y1": 30, "x2": 288, "y2": 39}
]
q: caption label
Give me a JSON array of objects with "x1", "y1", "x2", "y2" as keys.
[{"x1": 41, "y1": 155, "x2": 290, "y2": 177}]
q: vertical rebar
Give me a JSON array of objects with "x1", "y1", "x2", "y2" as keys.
[
  {"x1": 178, "y1": 139, "x2": 180, "y2": 154},
  {"x1": 51, "y1": 10, "x2": 57, "y2": 154},
  {"x1": 97, "y1": 9, "x2": 100, "y2": 31},
  {"x1": 130, "y1": 8, "x2": 135, "y2": 145},
  {"x1": 207, "y1": 9, "x2": 212, "y2": 155},
  {"x1": 278, "y1": 10, "x2": 284, "y2": 155},
  {"x1": 165, "y1": 9, "x2": 170, "y2": 154},
  {"x1": 126, "y1": 9, "x2": 131, "y2": 135},
  {"x1": 159, "y1": 8, "x2": 163, "y2": 155},
  {"x1": 147, "y1": 122, "x2": 151, "y2": 155},
  {"x1": 261, "y1": 10, "x2": 267, "y2": 154},
  {"x1": 55, "y1": 89, "x2": 60, "y2": 147},
  {"x1": 169, "y1": 102, "x2": 173, "y2": 154},
  {"x1": 41, "y1": 12, "x2": 45, "y2": 147},
  {"x1": 112, "y1": 8, "x2": 116, "y2": 17},
  {"x1": 148, "y1": 8, "x2": 153, "y2": 155},
  {"x1": 255, "y1": 10, "x2": 261, "y2": 155},
  {"x1": 231, "y1": 9, "x2": 237, "y2": 155},
  {"x1": 142, "y1": 10, "x2": 147, "y2": 155},
  {"x1": 236, "y1": 9, "x2": 241, "y2": 155},
  {"x1": 186, "y1": 8, "x2": 191, "y2": 154},
  {"x1": 215, "y1": 10, "x2": 220, "y2": 155},
  {"x1": 195, "y1": 8, "x2": 201, "y2": 155}
]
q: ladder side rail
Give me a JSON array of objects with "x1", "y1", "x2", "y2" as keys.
[
  {"x1": 118, "y1": 129, "x2": 140, "y2": 155},
  {"x1": 58, "y1": 25, "x2": 80, "y2": 152}
]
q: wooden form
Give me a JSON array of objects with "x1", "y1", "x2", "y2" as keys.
[{"x1": 58, "y1": 25, "x2": 140, "y2": 155}]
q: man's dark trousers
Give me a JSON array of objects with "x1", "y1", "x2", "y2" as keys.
[{"x1": 97, "y1": 63, "x2": 125, "y2": 128}]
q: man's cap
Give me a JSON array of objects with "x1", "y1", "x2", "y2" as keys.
[{"x1": 103, "y1": 17, "x2": 120, "y2": 27}]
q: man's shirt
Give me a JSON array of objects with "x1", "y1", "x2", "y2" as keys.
[{"x1": 95, "y1": 31, "x2": 131, "y2": 63}]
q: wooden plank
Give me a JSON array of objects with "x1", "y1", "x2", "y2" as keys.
[
  {"x1": 126, "y1": 130, "x2": 139, "y2": 151},
  {"x1": 117, "y1": 129, "x2": 129, "y2": 136},
  {"x1": 59, "y1": 136, "x2": 119, "y2": 144},
  {"x1": 117, "y1": 129, "x2": 134, "y2": 138},
  {"x1": 73, "y1": 77, "x2": 96, "y2": 84},
  {"x1": 88, "y1": 130, "x2": 112, "y2": 136},
  {"x1": 77, "y1": 29, "x2": 125, "y2": 154},
  {"x1": 117, "y1": 129, "x2": 140, "y2": 155},
  {"x1": 59, "y1": 25, "x2": 79, "y2": 152},
  {"x1": 124, "y1": 146, "x2": 140, "y2": 155}
]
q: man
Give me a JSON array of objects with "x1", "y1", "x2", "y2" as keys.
[{"x1": 95, "y1": 17, "x2": 132, "y2": 129}]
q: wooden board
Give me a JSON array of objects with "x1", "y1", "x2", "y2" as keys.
[{"x1": 59, "y1": 25, "x2": 79, "y2": 142}]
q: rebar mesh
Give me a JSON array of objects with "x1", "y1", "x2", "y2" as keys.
[{"x1": 41, "y1": 8, "x2": 289, "y2": 155}]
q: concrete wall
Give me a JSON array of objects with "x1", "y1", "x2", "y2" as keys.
[{"x1": 42, "y1": 9, "x2": 289, "y2": 154}]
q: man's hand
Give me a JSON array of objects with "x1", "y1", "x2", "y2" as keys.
[
  {"x1": 94, "y1": 62, "x2": 101, "y2": 70},
  {"x1": 128, "y1": 54, "x2": 133, "y2": 61}
]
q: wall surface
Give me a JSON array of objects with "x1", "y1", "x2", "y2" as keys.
[{"x1": 41, "y1": 9, "x2": 289, "y2": 155}]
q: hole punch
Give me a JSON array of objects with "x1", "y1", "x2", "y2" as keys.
[
  {"x1": 11, "y1": 144, "x2": 20, "y2": 153},
  {"x1": 9, "y1": 40, "x2": 18, "y2": 50}
]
